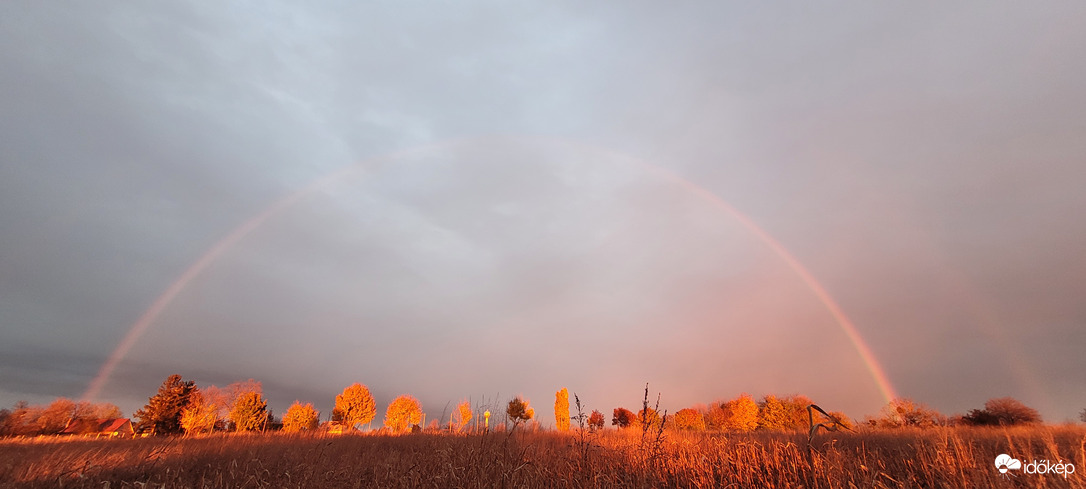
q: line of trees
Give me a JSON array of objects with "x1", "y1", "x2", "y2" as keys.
[
  {"x1": 603, "y1": 394, "x2": 1044, "y2": 433},
  {"x1": 0, "y1": 375, "x2": 1054, "y2": 438},
  {"x1": 132, "y1": 376, "x2": 431, "y2": 436},
  {"x1": 136, "y1": 375, "x2": 272, "y2": 435},
  {"x1": 865, "y1": 397, "x2": 1041, "y2": 428},
  {"x1": 607, "y1": 394, "x2": 844, "y2": 433}
]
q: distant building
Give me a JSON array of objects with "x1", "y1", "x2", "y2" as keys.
[
  {"x1": 60, "y1": 418, "x2": 135, "y2": 438},
  {"x1": 322, "y1": 421, "x2": 351, "y2": 435}
]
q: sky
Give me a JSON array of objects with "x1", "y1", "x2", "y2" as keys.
[{"x1": 1, "y1": 2, "x2": 1084, "y2": 425}]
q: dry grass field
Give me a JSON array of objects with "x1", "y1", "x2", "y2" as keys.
[{"x1": 1, "y1": 426, "x2": 1084, "y2": 488}]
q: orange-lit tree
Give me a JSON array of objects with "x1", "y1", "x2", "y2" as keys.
[
  {"x1": 721, "y1": 394, "x2": 759, "y2": 431},
  {"x1": 180, "y1": 390, "x2": 219, "y2": 435},
  {"x1": 673, "y1": 408, "x2": 706, "y2": 431},
  {"x1": 706, "y1": 402, "x2": 727, "y2": 430},
  {"x1": 334, "y1": 383, "x2": 377, "y2": 430},
  {"x1": 191, "y1": 380, "x2": 262, "y2": 432},
  {"x1": 874, "y1": 398, "x2": 943, "y2": 428},
  {"x1": 230, "y1": 391, "x2": 267, "y2": 432},
  {"x1": 612, "y1": 407, "x2": 637, "y2": 428},
  {"x1": 200, "y1": 385, "x2": 230, "y2": 428},
  {"x1": 962, "y1": 397, "x2": 1041, "y2": 426},
  {"x1": 2, "y1": 402, "x2": 39, "y2": 436},
  {"x1": 282, "y1": 402, "x2": 319, "y2": 432},
  {"x1": 982, "y1": 397, "x2": 1040, "y2": 425},
  {"x1": 588, "y1": 410, "x2": 605, "y2": 431},
  {"x1": 827, "y1": 410, "x2": 854, "y2": 430},
  {"x1": 37, "y1": 398, "x2": 77, "y2": 435},
  {"x1": 453, "y1": 400, "x2": 472, "y2": 433},
  {"x1": 0, "y1": 399, "x2": 122, "y2": 436},
  {"x1": 638, "y1": 406, "x2": 663, "y2": 430},
  {"x1": 384, "y1": 395, "x2": 423, "y2": 433},
  {"x1": 73, "y1": 401, "x2": 122, "y2": 420},
  {"x1": 757, "y1": 395, "x2": 794, "y2": 430},
  {"x1": 782, "y1": 395, "x2": 815, "y2": 430},
  {"x1": 554, "y1": 388, "x2": 570, "y2": 432},
  {"x1": 135, "y1": 374, "x2": 198, "y2": 435},
  {"x1": 506, "y1": 397, "x2": 534, "y2": 430},
  {"x1": 227, "y1": 379, "x2": 263, "y2": 402}
]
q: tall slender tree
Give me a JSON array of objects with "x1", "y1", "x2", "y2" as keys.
[{"x1": 554, "y1": 388, "x2": 570, "y2": 432}]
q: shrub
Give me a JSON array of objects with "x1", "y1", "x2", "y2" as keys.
[{"x1": 507, "y1": 397, "x2": 534, "y2": 428}]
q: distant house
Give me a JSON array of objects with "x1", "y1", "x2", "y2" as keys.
[
  {"x1": 60, "y1": 418, "x2": 135, "y2": 438},
  {"x1": 322, "y1": 421, "x2": 351, "y2": 435}
]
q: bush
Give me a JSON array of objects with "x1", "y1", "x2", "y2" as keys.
[{"x1": 506, "y1": 397, "x2": 534, "y2": 428}]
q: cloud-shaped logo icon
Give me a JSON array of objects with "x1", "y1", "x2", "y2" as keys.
[{"x1": 995, "y1": 454, "x2": 1022, "y2": 474}]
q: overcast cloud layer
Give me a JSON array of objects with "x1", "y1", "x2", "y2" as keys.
[{"x1": 2, "y1": 2, "x2": 1084, "y2": 423}]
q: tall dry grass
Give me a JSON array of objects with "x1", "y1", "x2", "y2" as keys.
[{"x1": 1, "y1": 425, "x2": 1084, "y2": 488}]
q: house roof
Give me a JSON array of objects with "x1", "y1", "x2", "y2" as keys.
[
  {"x1": 61, "y1": 418, "x2": 133, "y2": 434},
  {"x1": 97, "y1": 418, "x2": 131, "y2": 432}
]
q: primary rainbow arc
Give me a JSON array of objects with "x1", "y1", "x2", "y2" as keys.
[{"x1": 82, "y1": 136, "x2": 898, "y2": 404}]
